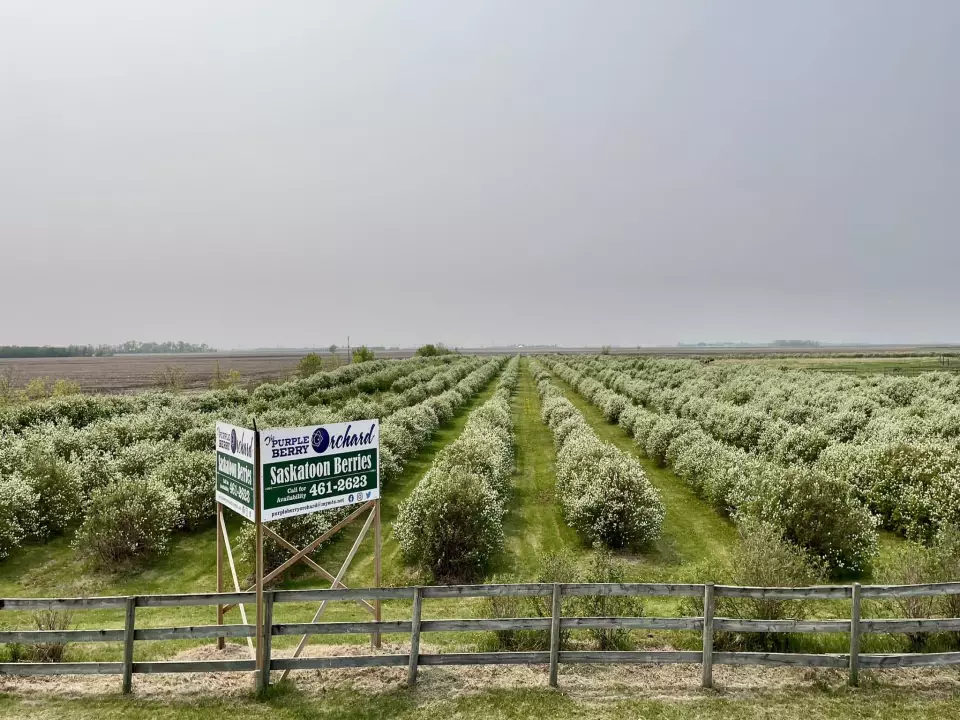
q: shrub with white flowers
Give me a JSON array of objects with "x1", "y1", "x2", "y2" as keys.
[
  {"x1": 0, "y1": 475, "x2": 37, "y2": 559},
  {"x1": 543, "y1": 355, "x2": 880, "y2": 573},
  {"x1": 394, "y1": 357, "x2": 519, "y2": 580},
  {"x1": 74, "y1": 477, "x2": 180, "y2": 569},
  {"x1": 150, "y1": 450, "x2": 216, "y2": 530},
  {"x1": 729, "y1": 465, "x2": 878, "y2": 573},
  {"x1": 395, "y1": 467, "x2": 505, "y2": 581},
  {"x1": 0, "y1": 354, "x2": 507, "y2": 568},
  {"x1": 19, "y1": 450, "x2": 83, "y2": 538},
  {"x1": 531, "y1": 360, "x2": 663, "y2": 549}
]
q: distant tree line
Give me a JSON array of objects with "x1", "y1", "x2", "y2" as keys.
[
  {"x1": 771, "y1": 339, "x2": 822, "y2": 348},
  {"x1": 114, "y1": 340, "x2": 213, "y2": 354},
  {"x1": 679, "y1": 340, "x2": 823, "y2": 348},
  {"x1": 0, "y1": 341, "x2": 213, "y2": 358},
  {"x1": 414, "y1": 343, "x2": 458, "y2": 357}
]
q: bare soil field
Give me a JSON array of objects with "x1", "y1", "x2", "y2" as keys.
[
  {"x1": 2, "y1": 345, "x2": 955, "y2": 395},
  {"x1": 0, "y1": 349, "x2": 478, "y2": 394},
  {"x1": 0, "y1": 353, "x2": 314, "y2": 394}
]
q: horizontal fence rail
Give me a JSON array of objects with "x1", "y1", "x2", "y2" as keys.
[{"x1": 0, "y1": 582, "x2": 959, "y2": 691}]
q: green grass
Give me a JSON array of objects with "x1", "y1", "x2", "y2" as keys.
[
  {"x1": 3, "y1": 683, "x2": 960, "y2": 719},
  {"x1": 495, "y1": 359, "x2": 586, "y2": 577},
  {"x1": 483, "y1": 362, "x2": 742, "y2": 647},
  {"x1": 0, "y1": 374, "x2": 508, "y2": 660},
  {"x1": 545, "y1": 370, "x2": 927, "y2": 654},
  {"x1": 549, "y1": 372, "x2": 740, "y2": 578},
  {"x1": 0, "y1": 362, "x2": 957, "y2": 715},
  {"x1": 308, "y1": 374, "x2": 504, "y2": 590},
  {"x1": 0, "y1": 362, "x2": 737, "y2": 662},
  {"x1": 547, "y1": 369, "x2": 740, "y2": 637},
  {"x1": 497, "y1": 359, "x2": 739, "y2": 582},
  {"x1": 548, "y1": 367, "x2": 910, "y2": 578}
]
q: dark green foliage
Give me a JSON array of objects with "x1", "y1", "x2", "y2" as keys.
[
  {"x1": 415, "y1": 343, "x2": 457, "y2": 357},
  {"x1": 683, "y1": 519, "x2": 824, "y2": 651},
  {"x1": 73, "y1": 478, "x2": 180, "y2": 569},
  {"x1": 352, "y1": 346, "x2": 376, "y2": 363},
  {"x1": 483, "y1": 550, "x2": 580, "y2": 652},
  {"x1": 296, "y1": 353, "x2": 326, "y2": 378},
  {"x1": 575, "y1": 547, "x2": 644, "y2": 650}
]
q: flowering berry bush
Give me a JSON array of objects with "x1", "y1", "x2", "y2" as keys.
[
  {"x1": 531, "y1": 360, "x2": 664, "y2": 549},
  {"x1": 395, "y1": 357, "x2": 519, "y2": 580},
  {"x1": 542, "y1": 355, "x2": 918, "y2": 574},
  {"x1": 0, "y1": 355, "x2": 505, "y2": 566}
]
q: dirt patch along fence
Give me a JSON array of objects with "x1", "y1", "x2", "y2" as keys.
[{"x1": 1, "y1": 581, "x2": 959, "y2": 694}]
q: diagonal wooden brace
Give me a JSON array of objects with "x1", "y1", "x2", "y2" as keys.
[
  {"x1": 219, "y1": 513, "x2": 256, "y2": 658},
  {"x1": 262, "y1": 525, "x2": 375, "y2": 615},
  {"x1": 278, "y1": 507, "x2": 376, "y2": 681},
  {"x1": 222, "y1": 500, "x2": 376, "y2": 614},
  {"x1": 266, "y1": 500, "x2": 375, "y2": 582}
]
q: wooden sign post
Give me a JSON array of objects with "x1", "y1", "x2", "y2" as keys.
[
  {"x1": 215, "y1": 419, "x2": 383, "y2": 692},
  {"x1": 253, "y1": 425, "x2": 265, "y2": 693},
  {"x1": 214, "y1": 422, "x2": 258, "y2": 662},
  {"x1": 373, "y1": 498, "x2": 382, "y2": 649}
]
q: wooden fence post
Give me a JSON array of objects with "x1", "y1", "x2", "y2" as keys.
[
  {"x1": 260, "y1": 591, "x2": 274, "y2": 692},
  {"x1": 121, "y1": 596, "x2": 137, "y2": 694},
  {"x1": 549, "y1": 583, "x2": 562, "y2": 688},
  {"x1": 701, "y1": 583, "x2": 714, "y2": 689},
  {"x1": 216, "y1": 504, "x2": 225, "y2": 651},
  {"x1": 254, "y1": 426, "x2": 264, "y2": 695},
  {"x1": 373, "y1": 499, "x2": 382, "y2": 649},
  {"x1": 849, "y1": 582, "x2": 861, "y2": 687},
  {"x1": 407, "y1": 586, "x2": 423, "y2": 688}
]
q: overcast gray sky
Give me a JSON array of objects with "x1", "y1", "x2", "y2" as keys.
[{"x1": 1, "y1": 1, "x2": 957, "y2": 349}]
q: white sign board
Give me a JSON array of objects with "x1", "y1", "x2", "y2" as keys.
[
  {"x1": 215, "y1": 422, "x2": 257, "y2": 521},
  {"x1": 259, "y1": 419, "x2": 380, "y2": 522}
]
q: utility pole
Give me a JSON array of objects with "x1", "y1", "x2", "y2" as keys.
[{"x1": 347, "y1": 336, "x2": 351, "y2": 365}]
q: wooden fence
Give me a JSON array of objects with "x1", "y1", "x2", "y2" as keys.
[{"x1": 1, "y1": 581, "x2": 960, "y2": 693}]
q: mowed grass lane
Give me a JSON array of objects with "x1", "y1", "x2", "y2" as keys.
[
  {"x1": 0, "y1": 372, "x2": 506, "y2": 660},
  {"x1": 549, "y1": 373, "x2": 740, "y2": 577},
  {"x1": 309, "y1": 372, "x2": 505, "y2": 589},
  {"x1": 494, "y1": 358, "x2": 586, "y2": 577},
  {"x1": 547, "y1": 366, "x2": 907, "y2": 580}
]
